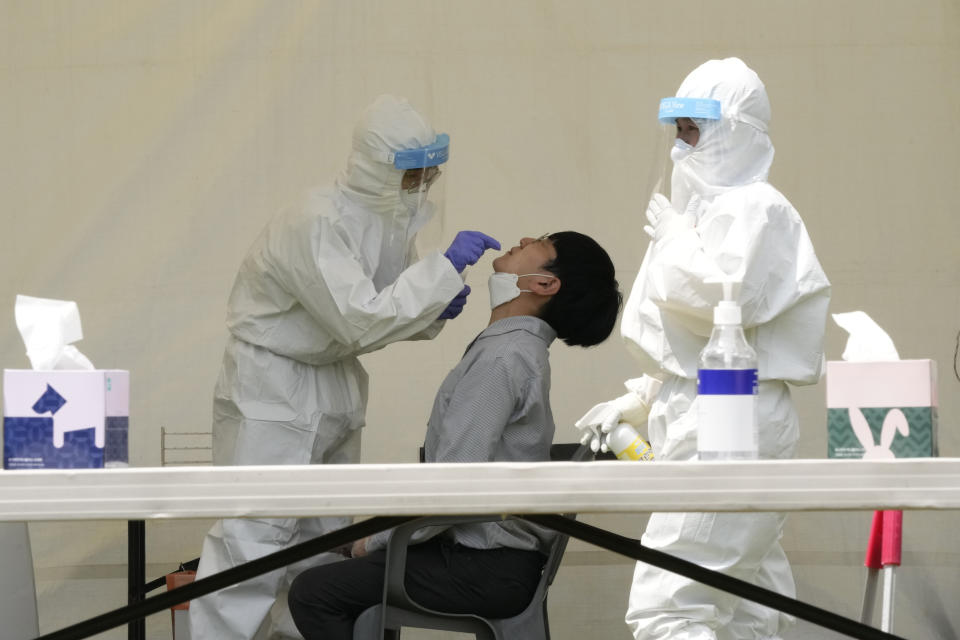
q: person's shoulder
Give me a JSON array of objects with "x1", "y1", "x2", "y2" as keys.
[
  {"x1": 716, "y1": 182, "x2": 801, "y2": 225},
  {"x1": 267, "y1": 186, "x2": 347, "y2": 242},
  {"x1": 289, "y1": 186, "x2": 338, "y2": 220},
  {"x1": 716, "y1": 180, "x2": 787, "y2": 205}
]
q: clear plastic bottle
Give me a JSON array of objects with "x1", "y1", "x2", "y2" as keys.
[
  {"x1": 697, "y1": 280, "x2": 759, "y2": 460},
  {"x1": 606, "y1": 422, "x2": 655, "y2": 461}
]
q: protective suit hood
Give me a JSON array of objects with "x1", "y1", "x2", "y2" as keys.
[
  {"x1": 332, "y1": 94, "x2": 445, "y2": 290},
  {"x1": 672, "y1": 57, "x2": 775, "y2": 208},
  {"x1": 337, "y1": 94, "x2": 437, "y2": 212}
]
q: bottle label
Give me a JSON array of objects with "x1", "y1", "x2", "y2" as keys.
[
  {"x1": 697, "y1": 395, "x2": 757, "y2": 453},
  {"x1": 697, "y1": 368, "x2": 758, "y2": 395},
  {"x1": 615, "y1": 435, "x2": 654, "y2": 462}
]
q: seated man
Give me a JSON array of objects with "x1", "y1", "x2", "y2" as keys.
[{"x1": 287, "y1": 231, "x2": 622, "y2": 640}]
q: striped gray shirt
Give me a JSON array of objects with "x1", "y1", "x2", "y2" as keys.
[{"x1": 366, "y1": 315, "x2": 557, "y2": 553}]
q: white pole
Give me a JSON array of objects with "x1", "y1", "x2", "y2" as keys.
[
  {"x1": 881, "y1": 565, "x2": 896, "y2": 632},
  {"x1": 859, "y1": 567, "x2": 878, "y2": 624}
]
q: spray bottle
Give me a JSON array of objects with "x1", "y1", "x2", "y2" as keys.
[
  {"x1": 697, "y1": 277, "x2": 758, "y2": 460},
  {"x1": 579, "y1": 376, "x2": 660, "y2": 461},
  {"x1": 606, "y1": 422, "x2": 655, "y2": 461}
]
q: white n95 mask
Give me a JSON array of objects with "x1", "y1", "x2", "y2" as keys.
[
  {"x1": 399, "y1": 185, "x2": 427, "y2": 212},
  {"x1": 670, "y1": 138, "x2": 695, "y2": 163},
  {"x1": 488, "y1": 272, "x2": 556, "y2": 309}
]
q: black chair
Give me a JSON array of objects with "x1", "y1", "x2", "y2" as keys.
[{"x1": 352, "y1": 443, "x2": 594, "y2": 639}]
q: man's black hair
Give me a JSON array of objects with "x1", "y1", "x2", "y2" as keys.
[{"x1": 538, "y1": 231, "x2": 622, "y2": 347}]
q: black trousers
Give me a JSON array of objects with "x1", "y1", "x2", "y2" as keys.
[{"x1": 288, "y1": 537, "x2": 545, "y2": 640}]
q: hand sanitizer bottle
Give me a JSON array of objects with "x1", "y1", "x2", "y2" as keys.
[
  {"x1": 697, "y1": 278, "x2": 758, "y2": 460},
  {"x1": 606, "y1": 422, "x2": 655, "y2": 461}
]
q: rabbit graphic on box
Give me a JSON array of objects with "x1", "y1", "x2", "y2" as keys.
[{"x1": 849, "y1": 407, "x2": 908, "y2": 460}]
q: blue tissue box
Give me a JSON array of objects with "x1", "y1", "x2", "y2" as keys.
[{"x1": 3, "y1": 369, "x2": 129, "y2": 469}]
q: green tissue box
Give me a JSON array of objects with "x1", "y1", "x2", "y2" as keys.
[{"x1": 826, "y1": 359, "x2": 938, "y2": 459}]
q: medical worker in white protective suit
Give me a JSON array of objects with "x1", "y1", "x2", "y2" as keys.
[
  {"x1": 190, "y1": 94, "x2": 500, "y2": 640},
  {"x1": 575, "y1": 58, "x2": 831, "y2": 639}
]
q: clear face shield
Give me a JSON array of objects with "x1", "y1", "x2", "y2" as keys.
[
  {"x1": 393, "y1": 132, "x2": 449, "y2": 257},
  {"x1": 645, "y1": 97, "x2": 724, "y2": 213}
]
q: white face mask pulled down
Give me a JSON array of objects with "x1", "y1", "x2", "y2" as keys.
[{"x1": 488, "y1": 272, "x2": 556, "y2": 309}]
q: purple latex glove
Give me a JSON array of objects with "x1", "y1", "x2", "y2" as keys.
[
  {"x1": 439, "y1": 285, "x2": 471, "y2": 320},
  {"x1": 444, "y1": 231, "x2": 501, "y2": 273}
]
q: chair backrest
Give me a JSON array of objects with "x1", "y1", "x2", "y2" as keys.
[
  {"x1": 541, "y1": 521, "x2": 572, "y2": 590},
  {"x1": 488, "y1": 443, "x2": 593, "y2": 638},
  {"x1": 487, "y1": 516, "x2": 573, "y2": 639}
]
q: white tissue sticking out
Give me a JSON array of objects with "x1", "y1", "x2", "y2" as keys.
[
  {"x1": 832, "y1": 311, "x2": 907, "y2": 460},
  {"x1": 15, "y1": 295, "x2": 95, "y2": 370},
  {"x1": 832, "y1": 311, "x2": 900, "y2": 362}
]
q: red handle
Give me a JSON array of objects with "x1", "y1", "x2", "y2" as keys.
[
  {"x1": 881, "y1": 510, "x2": 902, "y2": 567},
  {"x1": 864, "y1": 510, "x2": 883, "y2": 569},
  {"x1": 864, "y1": 510, "x2": 902, "y2": 568}
]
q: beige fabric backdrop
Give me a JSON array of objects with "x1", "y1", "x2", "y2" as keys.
[{"x1": 2, "y1": 1, "x2": 958, "y2": 638}]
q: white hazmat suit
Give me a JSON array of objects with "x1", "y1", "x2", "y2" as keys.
[
  {"x1": 190, "y1": 95, "x2": 468, "y2": 640},
  {"x1": 618, "y1": 59, "x2": 830, "y2": 639}
]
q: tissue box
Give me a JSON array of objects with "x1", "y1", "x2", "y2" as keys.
[
  {"x1": 826, "y1": 359, "x2": 937, "y2": 459},
  {"x1": 3, "y1": 370, "x2": 129, "y2": 469}
]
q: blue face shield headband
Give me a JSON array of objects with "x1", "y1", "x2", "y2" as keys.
[
  {"x1": 658, "y1": 98, "x2": 721, "y2": 124},
  {"x1": 391, "y1": 133, "x2": 450, "y2": 169}
]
